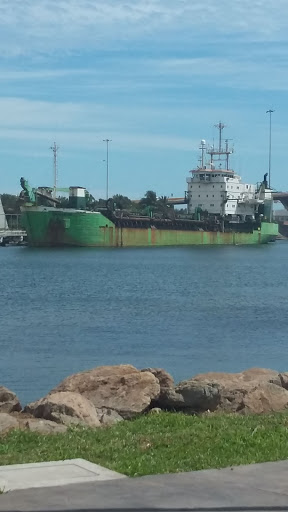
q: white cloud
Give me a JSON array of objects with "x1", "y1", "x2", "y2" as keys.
[
  {"x1": 0, "y1": 126, "x2": 197, "y2": 152},
  {"x1": 1, "y1": 50, "x2": 288, "y2": 96},
  {"x1": 153, "y1": 56, "x2": 288, "y2": 92},
  {"x1": 0, "y1": 69, "x2": 95, "y2": 80},
  {"x1": 0, "y1": 0, "x2": 287, "y2": 56},
  {"x1": 0, "y1": 97, "x2": 242, "y2": 151},
  {"x1": 0, "y1": 97, "x2": 104, "y2": 129}
]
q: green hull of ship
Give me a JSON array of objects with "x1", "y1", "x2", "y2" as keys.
[{"x1": 21, "y1": 207, "x2": 279, "y2": 247}]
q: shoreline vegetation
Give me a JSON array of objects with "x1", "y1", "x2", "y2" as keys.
[{"x1": 1, "y1": 364, "x2": 288, "y2": 476}]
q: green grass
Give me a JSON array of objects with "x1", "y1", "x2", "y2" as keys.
[{"x1": 1, "y1": 412, "x2": 288, "y2": 477}]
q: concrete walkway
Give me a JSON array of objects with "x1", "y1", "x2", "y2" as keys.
[
  {"x1": 1, "y1": 459, "x2": 288, "y2": 511},
  {"x1": 0, "y1": 459, "x2": 126, "y2": 492}
]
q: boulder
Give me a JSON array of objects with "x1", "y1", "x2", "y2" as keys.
[
  {"x1": 141, "y1": 368, "x2": 174, "y2": 390},
  {"x1": 24, "y1": 392, "x2": 101, "y2": 427},
  {"x1": 25, "y1": 419, "x2": 67, "y2": 434},
  {"x1": 0, "y1": 387, "x2": 21, "y2": 413},
  {"x1": 95, "y1": 408, "x2": 124, "y2": 426},
  {"x1": 0, "y1": 413, "x2": 19, "y2": 433},
  {"x1": 240, "y1": 383, "x2": 288, "y2": 415},
  {"x1": 185, "y1": 368, "x2": 288, "y2": 414},
  {"x1": 157, "y1": 388, "x2": 185, "y2": 409},
  {"x1": 143, "y1": 368, "x2": 175, "y2": 410},
  {"x1": 158, "y1": 381, "x2": 220, "y2": 412},
  {"x1": 50, "y1": 365, "x2": 160, "y2": 419},
  {"x1": 280, "y1": 372, "x2": 288, "y2": 390},
  {"x1": 192, "y1": 368, "x2": 282, "y2": 388}
]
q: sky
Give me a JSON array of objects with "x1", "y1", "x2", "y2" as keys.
[{"x1": 0, "y1": 0, "x2": 287, "y2": 199}]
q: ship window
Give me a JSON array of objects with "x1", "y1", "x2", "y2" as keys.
[
  {"x1": 210, "y1": 204, "x2": 215, "y2": 207},
  {"x1": 246, "y1": 185, "x2": 248, "y2": 189},
  {"x1": 232, "y1": 204, "x2": 235, "y2": 208},
  {"x1": 221, "y1": 185, "x2": 223, "y2": 188},
  {"x1": 199, "y1": 185, "x2": 201, "y2": 188},
  {"x1": 212, "y1": 194, "x2": 214, "y2": 197},
  {"x1": 206, "y1": 195, "x2": 208, "y2": 197},
  {"x1": 237, "y1": 186, "x2": 239, "y2": 189},
  {"x1": 213, "y1": 185, "x2": 214, "y2": 188},
  {"x1": 198, "y1": 204, "x2": 202, "y2": 207},
  {"x1": 198, "y1": 194, "x2": 201, "y2": 197}
]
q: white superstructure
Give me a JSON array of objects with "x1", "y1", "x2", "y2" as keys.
[{"x1": 187, "y1": 123, "x2": 272, "y2": 222}]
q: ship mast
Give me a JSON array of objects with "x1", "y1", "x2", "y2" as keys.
[
  {"x1": 199, "y1": 139, "x2": 206, "y2": 168},
  {"x1": 207, "y1": 122, "x2": 233, "y2": 170},
  {"x1": 50, "y1": 142, "x2": 59, "y2": 199}
]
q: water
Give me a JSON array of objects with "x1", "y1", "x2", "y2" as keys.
[{"x1": 1, "y1": 242, "x2": 288, "y2": 406}]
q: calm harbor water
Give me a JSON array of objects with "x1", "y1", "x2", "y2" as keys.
[{"x1": 1, "y1": 242, "x2": 288, "y2": 406}]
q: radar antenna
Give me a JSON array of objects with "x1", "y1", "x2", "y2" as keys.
[{"x1": 207, "y1": 122, "x2": 233, "y2": 170}]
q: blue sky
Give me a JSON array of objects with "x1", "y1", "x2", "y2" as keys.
[{"x1": 0, "y1": 0, "x2": 287, "y2": 198}]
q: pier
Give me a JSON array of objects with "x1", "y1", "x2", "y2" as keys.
[{"x1": 0, "y1": 198, "x2": 26, "y2": 245}]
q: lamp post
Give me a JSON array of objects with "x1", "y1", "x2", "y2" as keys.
[
  {"x1": 50, "y1": 142, "x2": 59, "y2": 199},
  {"x1": 266, "y1": 109, "x2": 274, "y2": 189},
  {"x1": 103, "y1": 139, "x2": 112, "y2": 200}
]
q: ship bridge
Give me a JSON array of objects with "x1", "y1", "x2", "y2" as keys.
[{"x1": 167, "y1": 192, "x2": 288, "y2": 209}]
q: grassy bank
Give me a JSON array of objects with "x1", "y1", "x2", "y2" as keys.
[{"x1": 1, "y1": 412, "x2": 288, "y2": 476}]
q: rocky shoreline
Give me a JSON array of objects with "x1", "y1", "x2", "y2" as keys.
[{"x1": 1, "y1": 365, "x2": 288, "y2": 435}]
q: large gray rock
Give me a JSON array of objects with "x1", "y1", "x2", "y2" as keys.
[
  {"x1": 25, "y1": 419, "x2": 67, "y2": 434},
  {"x1": 0, "y1": 413, "x2": 19, "y2": 433},
  {"x1": 0, "y1": 387, "x2": 21, "y2": 413},
  {"x1": 51, "y1": 365, "x2": 160, "y2": 419},
  {"x1": 158, "y1": 381, "x2": 220, "y2": 412},
  {"x1": 24, "y1": 392, "x2": 101, "y2": 427}
]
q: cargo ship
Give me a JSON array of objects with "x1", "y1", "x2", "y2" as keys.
[{"x1": 20, "y1": 123, "x2": 278, "y2": 247}]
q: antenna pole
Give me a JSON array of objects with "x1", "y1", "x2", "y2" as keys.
[
  {"x1": 103, "y1": 139, "x2": 112, "y2": 201},
  {"x1": 199, "y1": 140, "x2": 206, "y2": 168},
  {"x1": 50, "y1": 142, "x2": 59, "y2": 198},
  {"x1": 225, "y1": 139, "x2": 232, "y2": 170},
  {"x1": 266, "y1": 109, "x2": 275, "y2": 189},
  {"x1": 215, "y1": 121, "x2": 225, "y2": 152}
]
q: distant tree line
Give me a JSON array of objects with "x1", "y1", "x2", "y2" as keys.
[
  {"x1": 1, "y1": 190, "x2": 187, "y2": 217},
  {"x1": 1, "y1": 194, "x2": 21, "y2": 214}
]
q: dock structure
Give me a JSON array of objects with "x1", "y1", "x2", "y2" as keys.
[
  {"x1": 0, "y1": 197, "x2": 26, "y2": 245},
  {"x1": 273, "y1": 192, "x2": 288, "y2": 210}
]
